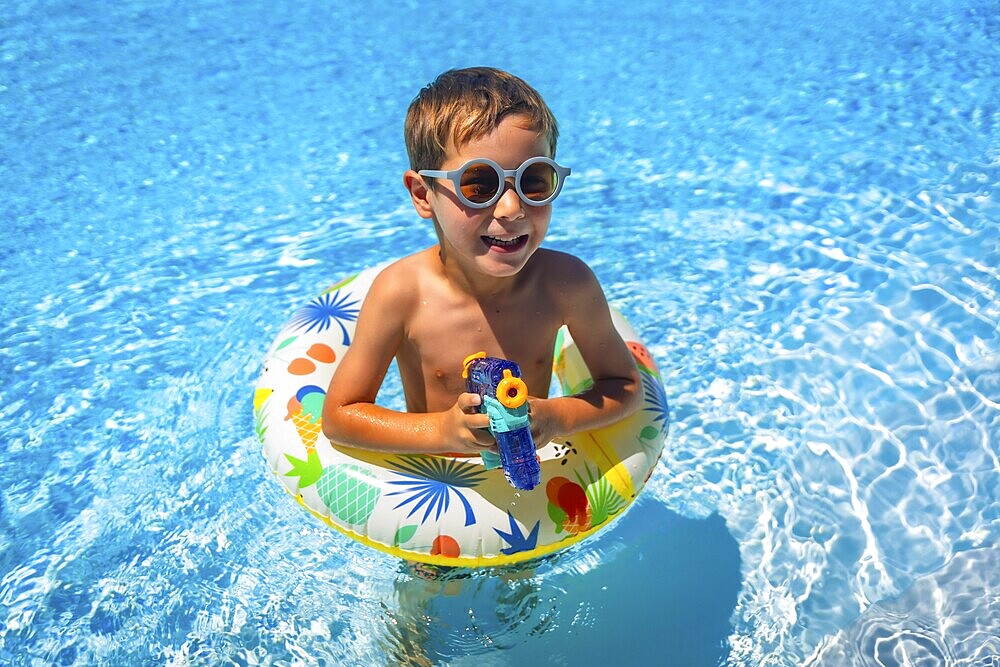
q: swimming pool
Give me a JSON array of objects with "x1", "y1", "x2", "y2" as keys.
[{"x1": 1, "y1": 0, "x2": 997, "y2": 664}]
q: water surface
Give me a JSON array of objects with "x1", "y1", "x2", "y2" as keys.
[{"x1": 1, "y1": 0, "x2": 998, "y2": 664}]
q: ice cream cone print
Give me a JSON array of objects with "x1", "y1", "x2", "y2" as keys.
[
  {"x1": 285, "y1": 385, "x2": 326, "y2": 451},
  {"x1": 288, "y1": 408, "x2": 322, "y2": 450}
]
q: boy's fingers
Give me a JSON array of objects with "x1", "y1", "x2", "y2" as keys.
[
  {"x1": 457, "y1": 392, "x2": 482, "y2": 412},
  {"x1": 470, "y1": 429, "x2": 494, "y2": 447},
  {"x1": 467, "y1": 412, "x2": 490, "y2": 431},
  {"x1": 453, "y1": 393, "x2": 492, "y2": 446}
]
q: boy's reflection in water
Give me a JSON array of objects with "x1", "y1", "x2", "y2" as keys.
[{"x1": 380, "y1": 560, "x2": 545, "y2": 666}]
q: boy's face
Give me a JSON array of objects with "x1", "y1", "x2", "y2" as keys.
[{"x1": 407, "y1": 115, "x2": 554, "y2": 280}]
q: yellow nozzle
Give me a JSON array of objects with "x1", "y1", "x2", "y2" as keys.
[
  {"x1": 462, "y1": 351, "x2": 487, "y2": 379},
  {"x1": 496, "y1": 369, "x2": 528, "y2": 409}
]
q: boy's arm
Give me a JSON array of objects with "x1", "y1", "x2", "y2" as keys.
[
  {"x1": 321, "y1": 264, "x2": 493, "y2": 454},
  {"x1": 529, "y1": 258, "x2": 642, "y2": 443}
]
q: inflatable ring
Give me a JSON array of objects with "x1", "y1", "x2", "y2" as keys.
[{"x1": 253, "y1": 263, "x2": 669, "y2": 567}]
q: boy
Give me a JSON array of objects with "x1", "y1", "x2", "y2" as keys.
[{"x1": 322, "y1": 67, "x2": 640, "y2": 456}]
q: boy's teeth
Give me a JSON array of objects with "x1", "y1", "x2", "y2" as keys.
[{"x1": 485, "y1": 235, "x2": 523, "y2": 247}]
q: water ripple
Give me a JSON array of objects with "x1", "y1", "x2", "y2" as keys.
[{"x1": 806, "y1": 545, "x2": 1000, "y2": 665}]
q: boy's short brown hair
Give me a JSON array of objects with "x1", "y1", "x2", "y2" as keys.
[{"x1": 404, "y1": 67, "x2": 559, "y2": 172}]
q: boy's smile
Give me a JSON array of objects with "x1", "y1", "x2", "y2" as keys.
[{"x1": 482, "y1": 234, "x2": 528, "y2": 252}]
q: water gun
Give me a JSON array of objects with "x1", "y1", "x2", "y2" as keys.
[{"x1": 462, "y1": 352, "x2": 541, "y2": 491}]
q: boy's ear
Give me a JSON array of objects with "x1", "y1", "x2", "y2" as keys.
[{"x1": 403, "y1": 170, "x2": 434, "y2": 219}]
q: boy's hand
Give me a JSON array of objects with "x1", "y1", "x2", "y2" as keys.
[
  {"x1": 439, "y1": 393, "x2": 496, "y2": 454},
  {"x1": 526, "y1": 398, "x2": 563, "y2": 449}
]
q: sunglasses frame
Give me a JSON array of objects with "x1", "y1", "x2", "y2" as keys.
[{"x1": 419, "y1": 156, "x2": 571, "y2": 209}]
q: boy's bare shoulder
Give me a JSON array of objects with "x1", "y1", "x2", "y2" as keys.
[
  {"x1": 365, "y1": 251, "x2": 431, "y2": 309},
  {"x1": 379, "y1": 251, "x2": 428, "y2": 279},
  {"x1": 378, "y1": 249, "x2": 439, "y2": 279},
  {"x1": 533, "y1": 248, "x2": 599, "y2": 289}
]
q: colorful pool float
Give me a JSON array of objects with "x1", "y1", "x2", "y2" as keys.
[{"x1": 253, "y1": 263, "x2": 669, "y2": 567}]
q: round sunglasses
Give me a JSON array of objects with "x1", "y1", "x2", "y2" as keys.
[{"x1": 419, "y1": 157, "x2": 571, "y2": 209}]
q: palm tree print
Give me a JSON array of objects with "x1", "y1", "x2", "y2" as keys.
[
  {"x1": 641, "y1": 369, "x2": 670, "y2": 433},
  {"x1": 495, "y1": 512, "x2": 540, "y2": 555},
  {"x1": 575, "y1": 461, "x2": 627, "y2": 526},
  {"x1": 285, "y1": 290, "x2": 360, "y2": 345},
  {"x1": 386, "y1": 456, "x2": 487, "y2": 527}
]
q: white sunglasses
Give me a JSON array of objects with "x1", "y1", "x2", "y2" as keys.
[{"x1": 419, "y1": 157, "x2": 571, "y2": 209}]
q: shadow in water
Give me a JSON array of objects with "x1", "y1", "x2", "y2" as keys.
[
  {"x1": 537, "y1": 501, "x2": 743, "y2": 666},
  {"x1": 381, "y1": 500, "x2": 742, "y2": 666}
]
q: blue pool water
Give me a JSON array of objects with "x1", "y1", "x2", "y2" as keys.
[{"x1": 2, "y1": 0, "x2": 998, "y2": 664}]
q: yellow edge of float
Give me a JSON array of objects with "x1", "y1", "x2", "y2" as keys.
[
  {"x1": 255, "y1": 262, "x2": 669, "y2": 567},
  {"x1": 286, "y1": 480, "x2": 625, "y2": 568}
]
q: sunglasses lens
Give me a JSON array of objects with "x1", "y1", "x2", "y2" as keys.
[
  {"x1": 459, "y1": 163, "x2": 501, "y2": 204},
  {"x1": 520, "y1": 162, "x2": 559, "y2": 202}
]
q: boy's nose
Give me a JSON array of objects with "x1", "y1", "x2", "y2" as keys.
[{"x1": 493, "y1": 179, "x2": 524, "y2": 219}]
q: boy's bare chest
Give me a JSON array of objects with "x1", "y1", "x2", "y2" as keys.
[{"x1": 399, "y1": 291, "x2": 562, "y2": 407}]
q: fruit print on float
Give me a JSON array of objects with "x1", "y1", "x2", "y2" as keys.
[
  {"x1": 431, "y1": 535, "x2": 461, "y2": 558},
  {"x1": 627, "y1": 341, "x2": 658, "y2": 374},
  {"x1": 546, "y1": 476, "x2": 592, "y2": 534},
  {"x1": 287, "y1": 343, "x2": 336, "y2": 375}
]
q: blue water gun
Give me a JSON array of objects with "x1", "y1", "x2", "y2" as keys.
[{"x1": 462, "y1": 352, "x2": 541, "y2": 491}]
